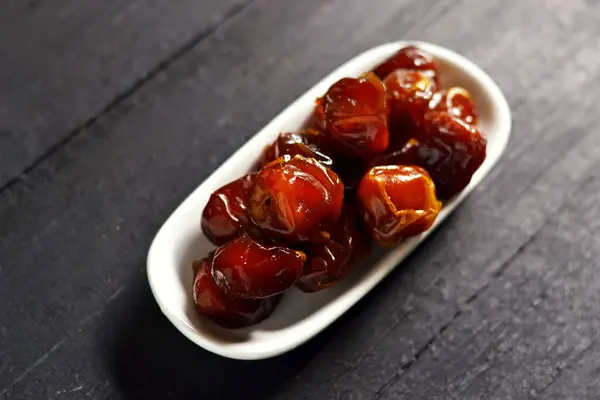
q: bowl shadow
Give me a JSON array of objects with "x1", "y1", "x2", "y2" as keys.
[
  {"x1": 98, "y1": 270, "x2": 341, "y2": 399},
  {"x1": 101, "y1": 212, "x2": 457, "y2": 399}
]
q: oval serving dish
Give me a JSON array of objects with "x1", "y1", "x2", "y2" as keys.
[{"x1": 147, "y1": 41, "x2": 512, "y2": 360}]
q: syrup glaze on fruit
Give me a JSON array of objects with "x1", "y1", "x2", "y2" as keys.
[{"x1": 191, "y1": 46, "x2": 488, "y2": 328}]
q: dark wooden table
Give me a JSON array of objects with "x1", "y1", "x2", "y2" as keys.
[{"x1": 2, "y1": 0, "x2": 599, "y2": 398}]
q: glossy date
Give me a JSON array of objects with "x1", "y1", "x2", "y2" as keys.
[
  {"x1": 316, "y1": 73, "x2": 390, "y2": 157},
  {"x1": 211, "y1": 233, "x2": 306, "y2": 299},
  {"x1": 193, "y1": 256, "x2": 281, "y2": 328},
  {"x1": 249, "y1": 155, "x2": 344, "y2": 242},
  {"x1": 296, "y1": 207, "x2": 370, "y2": 292},
  {"x1": 201, "y1": 173, "x2": 256, "y2": 246},
  {"x1": 373, "y1": 45, "x2": 438, "y2": 81},
  {"x1": 358, "y1": 165, "x2": 441, "y2": 246},
  {"x1": 416, "y1": 111, "x2": 487, "y2": 199}
]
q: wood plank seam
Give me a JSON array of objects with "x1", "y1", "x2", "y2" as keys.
[
  {"x1": 2, "y1": 0, "x2": 598, "y2": 397},
  {"x1": 403, "y1": 160, "x2": 600, "y2": 399},
  {"x1": 0, "y1": 337, "x2": 68, "y2": 398},
  {"x1": 365, "y1": 166, "x2": 599, "y2": 399},
  {"x1": 0, "y1": 281, "x2": 128, "y2": 397},
  {"x1": 531, "y1": 337, "x2": 599, "y2": 399},
  {"x1": 319, "y1": 201, "x2": 548, "y2": 393},
  {"x1": 280, "y1": 38, "x2": 600, "y2": 395},
  {"x1": 0, "y1": 0, "x2": 256, "y2": 196}
]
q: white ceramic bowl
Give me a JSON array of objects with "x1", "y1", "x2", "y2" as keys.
[{"x1": 147, "y1": 41, "x2": 512, "y2": 360}]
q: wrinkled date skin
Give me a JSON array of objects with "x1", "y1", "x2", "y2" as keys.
[
  {"x1": 384, "y1": 69, "x2": 438, "y2": 143},
  {"x1": 256, "y1": 130, "x2": 333, "y2": 170},
  {"x1": 373, "y1": 45, "x2": 439, "y2": 82},
  {"x1": 296, "y1": 207, "x2": 370, "y2": 292},
  {"x1": 358, "y1": 165, "x2": 442, "y2": 246},
  {"x1": 417, "y1": 111, "x2": 487, "y2": 199},
  {"x1": 193, "y1": 256, "x2": 281, "y2": 328},
  {"x1": 201, "y1": 173, "x2": 256, "y2": 246},
  {"x1": 211, "y1": 233, "x2": 306, "y2": 298},
  {"x1": 249, "y1": 155, "x2": 344, "y2": 242},
  {"x1": 316, "y1": 73, "x2": 390, "y2": 157},
  {"x1": 429, "y1": 87, "x2": 478, "y2": 125}
]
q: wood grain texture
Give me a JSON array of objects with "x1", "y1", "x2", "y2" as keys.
[
  {"x1": 0, "y1": 0, "x2": 251, "y2": 189},
  {"x1": 1, "y1": 0, "x2": 600, "y2": 398}
]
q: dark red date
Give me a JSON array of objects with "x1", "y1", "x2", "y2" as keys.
[
  {"x1": 417, "y1": 111, "x2": 487, "y2": 199},
  {"x1": 429, "y1": 87, "x2": 478, "y2": 125},
  {"x1": 296, "y1": 207, "x2": 370, "y2": 292},
  {"x1": 383, "y1": 69, "x2": 437, "y2": 143},
  {"x1": 249, "y1": 155, "x2": 344, "y2": 242},
  {"x1": 256, "y1": 130, "x2": 333, "y2": 169},
  {"x1": 373, "y1": 45, "x2": 438, "y2": 81},
  {"x1": 316, "y1": 73, "x2": 390, "y2": 157},
  {"x1": 211, "y1": 233, "x2": 306, "y2": 298},
  {"x1": 193, "y1": 256, "x2": 281, "y2": 328},
  {"x1": 201, "y1": 174, "x2": 256, "y2": 246}
]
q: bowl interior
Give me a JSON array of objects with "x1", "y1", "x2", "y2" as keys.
[{"x1": 147, "y1": 41, "x2": 511, "y2": 359}]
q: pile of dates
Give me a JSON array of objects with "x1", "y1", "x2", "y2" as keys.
[{"x1": 193, "y1": 46, "x2": 487, "y2": 328}]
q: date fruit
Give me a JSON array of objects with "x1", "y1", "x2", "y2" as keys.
[
  {"x1": 256, "y1": 130, "x2": 333, "y2": 169},
  {"x1": 201, "y1": 174, "x2": 256, "y2": 246},
  {"x1": 429, "y1": 87, "x2": 478, "y2": 125},
  {"x1": 358, "y1": 165, "x2": 441, "y2": 246},
  {"x1": 250, "y1": 155, "x2": 344, "y2": 242},
  {"x1": 417, "y1": 111, "x2": 487, "y2": 199},
  {"x1": 296, "y1": 207, "x2": 369, "y2": 292},
  {"x1": 211, "y1": 233, "x2": 306, "y2": 298},
  {"x1": 193, "y1": 256, "x2": 281, "y2": 328},
  {"x1": 316, "y1": 73, "x2": 390, "y2": 157},
  {"x1": 373, "y1": 45, "x2": 438, "y2": 81},
  {"x1": 383, "y1": 69, "x2": 437, "y2": 143}
]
